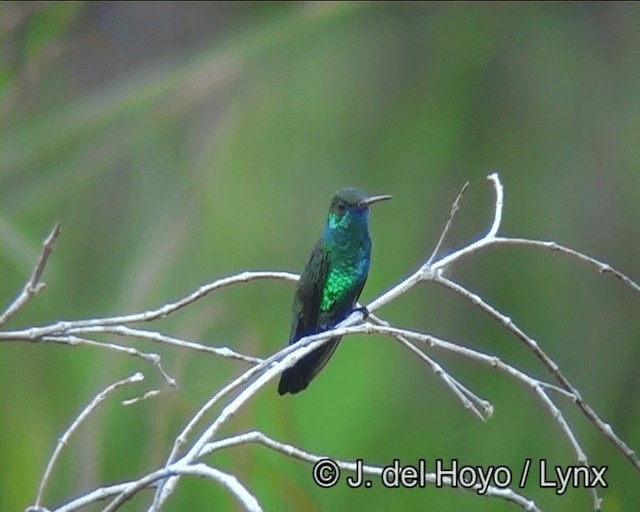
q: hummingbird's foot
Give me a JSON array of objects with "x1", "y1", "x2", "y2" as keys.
[{"x1": 353, "y1": 306, "x2": 369, "y2": 320}]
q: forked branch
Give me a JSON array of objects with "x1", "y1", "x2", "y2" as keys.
[{"x1": 3, "y1": 174, "x2": 638, "y2": 512}]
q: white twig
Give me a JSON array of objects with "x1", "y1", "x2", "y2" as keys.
[
  {"x1": 102, "y1": 463, "x2": 261, "y2": 512},
  {"x1": 0, "y1": 272, "x2": 298, "y2": 345},
  {"x1": 365, "y1": 173, "x2": 639, "y2": 482},
  {"x1": 368, "y1": 323, "x2": 602, "y2": 507},
  {"x1": 0, "y1": 222, "x2": 61, "y2": 327},
  {"x1": 6, "y1": 173, "x2": 639, "y2": 512},
  {"x1": 202, "y1": 431, "x2": 541, "y2": 512},
  {"x1": 157, "y1": 319, "x2": 369, "y2": 475},
  {"x1": 151, "y1": 312, "x2": 370, "y2": 509},
  {"x1": 122, "y1": 389, "x2": 161, "y2": 406},
  {"x1": 83, "y1": 325, "x2": 263, "y2": 364},
  {"x1": 486, "y1": 172, "x2": 503, "y2": 238},
  {"x1": 43, "y1": 335, "x2": 176, "y2": 386},
  {"x1": 426, "y1": 181, "x2": 469, "y2": 266},
  {"x1": 368, "y1": 313, "x2": 493, "y2": 421},
  {"x1": 51, "y1": 462, "x2": 261, "y2": 512},
  {"x1": 433, "y1": 274, "x2": 638, "y2": 477},
  {"x1": 32, "y1": 372, "x2": 144, "y2": 509},
  {"x1": 492, "y1": 237, "x2": 640, "y2": 294}
]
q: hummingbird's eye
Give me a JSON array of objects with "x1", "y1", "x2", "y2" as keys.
[{"x1": 337, "y1": 202, "x2": 346, "y2": 213}]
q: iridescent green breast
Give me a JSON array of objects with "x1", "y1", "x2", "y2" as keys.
[
  {"x1": 318, "y1": 207, "x2": 372, "y2": 317},
  {"x1": 320, "y1": 267, "x2": 361, "y2": 312}
]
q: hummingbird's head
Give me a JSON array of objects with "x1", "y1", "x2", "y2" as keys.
[{"x1": 326, "y1": 187, "x2": 391, "y2": 232}]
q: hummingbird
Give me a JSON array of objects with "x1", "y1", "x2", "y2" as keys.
[{"x1": 277, "y1": 187, "x2": 391, "y2": 395}]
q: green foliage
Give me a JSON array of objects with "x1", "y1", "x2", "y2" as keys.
[{"x1": 1, "y1": 3, "x2": 639, "y2": 510}]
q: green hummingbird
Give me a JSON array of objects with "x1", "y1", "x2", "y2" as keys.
[{"x1": 278, "y1": 188, "x2": 391, "y2": 395}]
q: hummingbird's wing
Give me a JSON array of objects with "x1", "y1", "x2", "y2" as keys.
[
  {"x1": 278, "y1": 239, "x2": 330, "y2": 395},
  {"x1": 288, "y1": 238, "x2": 329, "y2": 342}
]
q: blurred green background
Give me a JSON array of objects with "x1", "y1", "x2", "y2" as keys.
[{"x1": 1, "y1": 2, "x2": 639, "y2": 511}]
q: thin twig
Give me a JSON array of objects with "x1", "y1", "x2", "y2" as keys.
[
  {"x1": 0, "y1": 326, "x2": 261, "y2": 366},
  {"x1": 202, "y1": 431, "x2": 541, "y2": 512},
  {"x1": 32, "y1": 372, "x2": 144, "y2": 509},
  {"x1": 51, "y1": 462, "x2": 261, "y2": 512},
  {"x1": 433, "y1": 274, "x2": 639, "y2": 475},
  {"x1": 0, "y1": 272, "x2": 298, "y2": 346},
  {"x1": 7, "y1": 173, "x2": 637, "y2": 511},
  {"x1": 485, "y1": 172, "x2": 503, "y2": 238},
  {"x1": 368, "y1": 313, "x2": 492, "y2": 421},
  {"x1": 43, "y1": 335, "x2": 176, "y2": 386},
  {"x1": 365, "y1": 173, "x2": 638, "y2": 482},
  {"x1": 426, "y1": 181, "x2": 469, "y2": 266},
  {"x1": 0, "y1": 222, "x2": 61, "y2": 327},
  {"x1": 103, "y1": 463, "x2": 262, "y2": 512},
  {"x1": 493, "y1": 237, "x2": 640, "y2": 294},
  {"x1": 53, "y1": 271, "x2": 297, "y2": 329},
  {"x1": 368, "y1": 323, "x2": 602, "y2": 509},
  {"x1": 151, "y1": 312, "x2": 370, "y2": 509},
  {"x1": 156, "y1": 317, "x2": 368, "y2": 477},
  {"x1": 78, "y1": 325, "x2": 263, "y2": 364},
  {"x1": 122, "y1": 389, "x2": 161, "y2": 406}
]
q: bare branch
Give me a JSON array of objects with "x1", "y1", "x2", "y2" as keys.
[
  {"x1": 7, "y1": 172, "x2": 637, "y2": 511},
  {"x1": 0, "y1": 222, "x2": 61, "y2": 327},
  {"x1": 43, "y1": 335, "x2": 176, "y2": 386},
  {"x1": 0, "y1": 272, "x2": 297, "y2": 358},
  {"x1": 396, "y1": 335, "x2": 493, "y2": 421},
  {"x1": 493, "y1": 237, "x2": 640, "y2": 294},
  {"x1": 156, "y1": 320, "x2": 376, "y2": 481},
  {"x1": 103, "y1": 463, "x2": 262, "y2": 512},
  {"x1": 0, "y1": 325, "x2": 261, "y2": 368},
  {"x1": 432, "y1": 273, "x2": 639, "y2": 474},
  {"x1": 203, "y1": 431, "x2": 541, "y2": 512},
  {"x1": 368, "y1": 313, "x2": 493, "y2": 421},
  {"x1": 79, "y1": 325, "x2": 263, "y2": 364},
  {"x1": 486, "y1": 172, "x2": 503, "y2": 238},
  {"x1": 365, "y1": 173, "x2": 638, "y2": 484},
  {"x1": 32, "y1": 372, "x2": 144, "y2": 509},
  {"x1": 367, "y1": 323, "x2": 602, "y2": 509},
  {"x1": 426, "y1": 181, "x2": 469, "y2": 266},
  {"x1": 150, "y1": 311, "x2": 370, "y2": 509},
  {"x1": 122, "y1": 389, "x2": 161, "y2": 406},
  {"x1": 367, "y1": 176, "x2": 504, "y2": 314},
  {"x1": 50, "y1": 462, "x2": 261, "y2": 512},
  {"x1": 56, "y1": 271, "x2": 297, "y2": 329}
]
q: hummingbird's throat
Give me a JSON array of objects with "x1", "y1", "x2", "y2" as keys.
[
  {"x1": 328, "y1": 211, "x2": 347, "y2": 230},
  {"x1": 327, "y1": 209, "x2": 369, "y2": 231}
]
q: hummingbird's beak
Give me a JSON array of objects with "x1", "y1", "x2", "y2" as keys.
[{"x1": 361, "y1": 194, "x2": 392, "y2": 207}]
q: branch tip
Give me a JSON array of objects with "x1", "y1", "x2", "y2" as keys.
[{"x1": 426, "y1": 180, "x2": 471, "y2": 266}]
